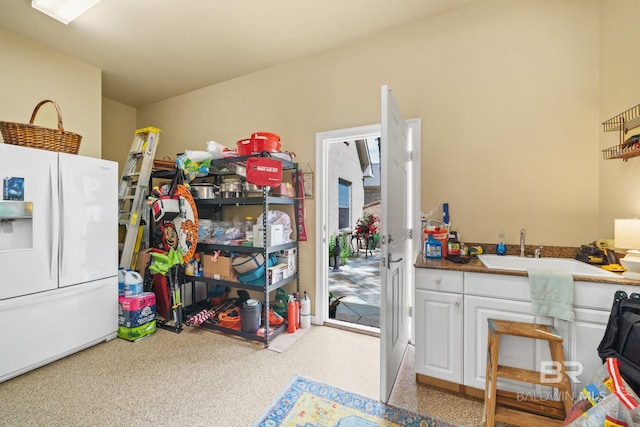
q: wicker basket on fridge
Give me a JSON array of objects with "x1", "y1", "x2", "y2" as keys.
[{"x1": 0, "y1": 99, "x2": 82, "y2": 154}]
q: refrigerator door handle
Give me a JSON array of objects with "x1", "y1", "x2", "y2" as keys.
[
  {"x1": 50, "y1": 161, "x2": 59, "y2": 280},
  {"x1": 59, "y1": 162, "x2": 68, "y2": 279}
]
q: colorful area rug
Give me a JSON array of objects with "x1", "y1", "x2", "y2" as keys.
[{"x1": 254, "y1": 374, "x2": 462, "y2": 427}]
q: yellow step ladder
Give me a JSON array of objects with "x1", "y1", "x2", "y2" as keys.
[{"x1": 118, "y1": 127, "x2": 160, "y2": 270}]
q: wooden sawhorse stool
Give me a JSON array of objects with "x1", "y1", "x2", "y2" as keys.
[{"x1": 483, "y1": 319, "x2": 573, "y2": 427}]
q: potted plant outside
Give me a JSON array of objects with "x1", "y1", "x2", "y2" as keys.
[
  {"x1": 329, "y1": 292, "x2": 344, "y2": 319},
  {"x1": 355, "y1": 213, "x2": 379, "y2": 250}
]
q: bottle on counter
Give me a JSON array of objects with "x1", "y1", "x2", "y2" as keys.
[
  {"x1": 460, "y1": 243, "x2": 468, "y2": 257},
  {"x1": 497, "y1": 233, "x2": 506, "y2": 256},
  {"x1": 425, "y1": 234, "x2": 443, "y2": 259},
  {"x1": 447, "y1": 231, "x2": 460, "y2": 256},
  {"x1": 431, "y1": 226, "x2": 448, "y2": 257}
]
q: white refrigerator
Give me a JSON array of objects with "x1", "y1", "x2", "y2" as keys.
[{"x1": 0, "y1": 143, "x2": 118, "y2": 383}]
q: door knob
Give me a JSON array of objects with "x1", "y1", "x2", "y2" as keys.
[{"x1": 387, "y1": 252, "x2": 403, "y2": 269}]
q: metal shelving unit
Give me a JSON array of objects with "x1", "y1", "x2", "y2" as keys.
[
  {"x1": 602, "y1": 104, "x2": 640, "y2": 161},
  {"x1": 185, "y1": 154, "x2": 300, "y2": 347}
]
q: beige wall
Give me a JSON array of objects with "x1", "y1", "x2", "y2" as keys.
[
  {"x1": 599, "y1": 0, "x2": 640, "y2": 238},
  {"x1": 137, "y1": 0, "x2": 601, "y2": 248},
  {"x1": 102, "y1": 98, "x2": 137, "y2": 177},
  {"x1": 134, "y1": 0, "x2": 601, "y2": 304},
  {"x1": 0, "y1": 28, "x2": 102, "y2": 158}
]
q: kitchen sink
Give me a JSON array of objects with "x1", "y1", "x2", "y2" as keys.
[{"x1": 477, "y1": 254, "x2": 620, "y2": 278}]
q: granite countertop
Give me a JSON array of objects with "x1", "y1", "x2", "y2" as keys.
[{"x1": 414, "y1": 247, "x2": 640, "y2": 287}]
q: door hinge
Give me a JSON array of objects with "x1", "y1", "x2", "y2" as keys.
[
  {"x1": 408, "y1": 150, "x2": 413, "y2": 161},
  {"x1": 408, "y1": 306, "x2": 413, "y2": 317},
  {"x1": 407, "y1": 229, "x2": 413, "y2": 239}
]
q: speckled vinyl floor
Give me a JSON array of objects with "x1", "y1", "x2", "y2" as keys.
[
  {"x1": 390, "y1": 345, "x2": 486, "y2": 426},
  {"x1": 0, "y1": 325, "x2": 494, "y2": 426}
]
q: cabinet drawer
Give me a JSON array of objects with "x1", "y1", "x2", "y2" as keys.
[
  {"x1": 574, "y1": 281, "x2": 639, "y2": 310},
  {"x1": 464, "y1": 272, "x2": 530, "y2": 301},
  {"x1": 415, "y1": 269, "x2": 463, "y2": 293}
]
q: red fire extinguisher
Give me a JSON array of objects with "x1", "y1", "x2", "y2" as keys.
[
  {"x1": 287, "y1": 295, "x2": 297, "y2": 333},
  {"x1": 294, "y1": 292, "x2": 300, "y2": 330}
]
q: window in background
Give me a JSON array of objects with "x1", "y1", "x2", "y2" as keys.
[{"x1": 338, "y1": 179, "x2": 351, "y2": 230}]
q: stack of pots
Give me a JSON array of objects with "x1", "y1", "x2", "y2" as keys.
[
  {"x1": 219, "y1": 181, "x2": 242, "y2": 198},
  {"x1": 190, "y1": 183, "x2": 219, "y2": 199}
]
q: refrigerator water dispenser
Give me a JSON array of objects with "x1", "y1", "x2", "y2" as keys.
[{"x1": 0, "y1": 201, "x2": 33, "y2": 252}]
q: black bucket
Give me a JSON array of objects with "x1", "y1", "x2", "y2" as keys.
[{"x1": 240, "y1": 299, "x2": 262, "y2": 333}]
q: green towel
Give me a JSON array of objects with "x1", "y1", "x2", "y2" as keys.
[{"x1": 527, "y1": 268, "x2": 575, "y2": 321}]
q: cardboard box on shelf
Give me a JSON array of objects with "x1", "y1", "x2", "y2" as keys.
[
  {"x1": 253, "y1": 224, "x2": 284, "y2": 247},
  {"x1": 276, "y1": 248, "x2": 297, "y2": 277},
  {"x1": 271, "y1": 182, "x2": 296, "y2": 198},
  {"x1": 134, "y1": 248, "x2": 154, "y2": 274},
  {"x1": 268, "y1": 263, "x2": 289, "y2": 285},
  {"x1": 203, "y1": 254, "x2": 238, "y2": 282}
]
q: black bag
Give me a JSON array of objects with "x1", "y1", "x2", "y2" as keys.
[{"x1": 597, "y1": 290, "x2": 640, "y2": 393}]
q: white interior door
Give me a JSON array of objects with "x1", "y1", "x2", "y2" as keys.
[{"x1": 380, "y1": 85, "x2": 411, "y2": 403}]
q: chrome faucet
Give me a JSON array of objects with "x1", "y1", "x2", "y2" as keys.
[
  {"x1": 534, "y1": 246, "x2": 543, "y2": 258},
  {"x1": 520, "y1": 228, "x2": 526, "y2": 257}
]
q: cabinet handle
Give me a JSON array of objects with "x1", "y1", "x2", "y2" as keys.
[
  {"x1": 434, "y1": 277, "x2": 442, "y2": 285},
  {"x1": 454, "y1": 300, "x2": 460, "y2": 307}
]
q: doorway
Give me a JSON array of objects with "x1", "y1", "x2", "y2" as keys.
[
  {"x1": 315, "y1": 125, "x2": 380, "y2": 335},
  {"x1": 314, "y1": 120, "x2": 421, "y2": 334},
  {"x1": 327, "y1": 137, "x2": 382, "y2": 331}
]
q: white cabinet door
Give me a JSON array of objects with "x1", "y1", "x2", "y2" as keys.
[
  {"x1": 463, "y1": 295, "x2": 553, "y2": 394},
  {"x1": 554, "y1": 308, "x2": 611, "y2": 398},
  {"x1": 415, "y1": 289, "x2": 463, "y2": 383}
]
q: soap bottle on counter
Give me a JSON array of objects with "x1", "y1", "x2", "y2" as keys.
[{"x1": 497, "y1": 233, "x2": 506, "y2": 256}]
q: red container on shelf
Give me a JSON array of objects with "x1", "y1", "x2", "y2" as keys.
[
  {"x1": 252, "y1": 136, "x2": 281, "y2": 153},
  {"x1": 251, "y1": 131, "x2": 280, "y2": 142},
  {"x1": 237, "y1": 139, "x2": 253, "y2": 155},
  {"x1": 237, "y1": 132, "x2": 282, "y2": 155}
]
